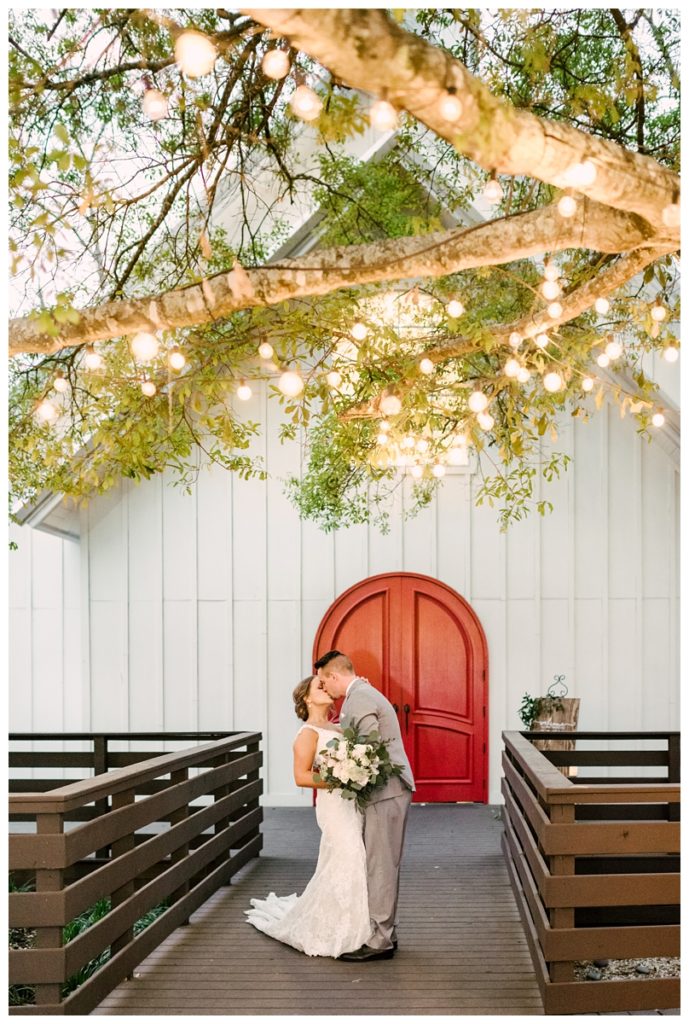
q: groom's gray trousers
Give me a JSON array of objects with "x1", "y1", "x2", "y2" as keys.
[{"x1": 362, "y1": 786, "x2": 413, "y2": 950}]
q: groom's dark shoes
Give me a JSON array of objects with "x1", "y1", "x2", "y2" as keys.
[{"x1": 339, "y1": 944, "x2": 395, "y2": 961}]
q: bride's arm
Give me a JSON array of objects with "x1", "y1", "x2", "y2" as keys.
[{"x1": 293, "y1": 729, "x2": 328, "y2": 789}]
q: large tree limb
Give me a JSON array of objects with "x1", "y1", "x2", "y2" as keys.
[
  {"x1": 242, "y1": 8, "x2": 680, "y2": 231},
  {"x1": 8, "y1": 198, "x2": 669, "y2": 356}
]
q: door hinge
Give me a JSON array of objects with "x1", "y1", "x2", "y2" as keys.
[
  {"x1": 482, "y1": 705, "x2": 486, "y2": 718},
  {"x1": 482, "y1": 742, "x2": 486, "y2": 753}
]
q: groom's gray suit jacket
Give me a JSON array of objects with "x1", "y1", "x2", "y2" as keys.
[{"x1": 340, "y1": 678, "x2": 415, "y2": 802}]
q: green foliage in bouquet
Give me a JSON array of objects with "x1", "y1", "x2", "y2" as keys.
[{"x1": 312, "y1": 725, "x2": 403, "y2": 811}]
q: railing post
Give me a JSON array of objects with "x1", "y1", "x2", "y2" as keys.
[
  {"x1": 34, "y1": 813, "x2": 65, "y2": 1008},
  {"x1": 548, "y1": 801, "x2": 575, "y2": 982},
  {"x1": 169, "y1": 767, "x2": 190, "y2": 924},
  {"x1": 109, "y1": 787, "x2": 136, "y2": 973},
  {"x1": 668, "y1": 733, "x2": 680, "y2": 822},
  {"x1": 246, "y1": 738, "x2": 263, "y2": 852},
  {"x1": 93, "y1": 735, "x2": 110, "y2": 859}
]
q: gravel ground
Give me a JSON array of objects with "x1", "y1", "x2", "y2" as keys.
[{"x1": 574, "y1": 957, "x2": 680, "y2": 982}]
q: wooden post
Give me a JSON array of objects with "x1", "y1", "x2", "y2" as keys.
[
  {"x1": 667, "y1": 733, "x2": 680, "y2": 822},
  {"x1": 246, "y1": 740, "x2": 262, "y2": 852},
  {"x1": 169, "y1": 767, "x2": 191, "y2": 923},
  {"x1": 34, "y1": 813, "x2": 65, "y2": 1008},
  {"x1": 548, "y1": 802, "x2": 575, "y2": 982},
  {"x1": 110, "y1": 788, "x2": 136, "y2": 971},
  {"x1": 93, "y1": 735, "x2": 110, "y2": 859}
]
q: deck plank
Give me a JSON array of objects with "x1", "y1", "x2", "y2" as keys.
[{"x1": 94, "y1": 805, "x2": 544, "y2": 1015}]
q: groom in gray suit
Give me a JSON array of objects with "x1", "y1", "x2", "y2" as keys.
[{"x1": 314, "y1": 650, "x2": 415, "y2": 961}]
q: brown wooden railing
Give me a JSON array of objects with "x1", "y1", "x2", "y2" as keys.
[
  {"x1": 9, "y1": 731, "x2": 263, "y2": 1015},
  {"x1": 501, "y1": 730, "x2": 680, "y2": 1015}
]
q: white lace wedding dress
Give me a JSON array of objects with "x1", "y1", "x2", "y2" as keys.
[{"x1": 245, "y1": 724, "x2": 372, "y2": 957}]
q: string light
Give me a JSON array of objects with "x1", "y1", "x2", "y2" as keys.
[
  {"x1": 446, "y1": 446, "x2": 467, "y2": 466},
  {"x1": 369, "y1": 99, "x2": 398, "y2": 131},
  {"x1": 142, "y1": 89, "x2": 169, "y2": 121},
  {"x1": 597, "y1": 353, "x2": 610, "y2": 368},
  {"x1": 564, "y1": 160, "x2": 597, "y2": 188},
  {"x1": 376, "y1": 432, "x2": 389, "y2": 446},
  {"x1": 594, "y1": 297, "x2": 610, "y2": 315},
  {"x1": 35, "y1": 398, "x2": 59, "y2": 424},
  {"x1": 174, "y1": 31, "x2": 217, "y2": 78},
  {"x1": 141, "y1": 381, "x2": 157, "y2": 397},
  {"x1": 477, "y1": 411, "x2": 495, "y2": 430},
  {"x1": 652, "y1": 411, "x2": 665, "y2": 427},
  {"x1": 53, "y1": 374, "x2": 69, "y2": 393},
  {"x1": 468, "y1": 390, "x2": 488, "y2": 413},
  {"x1": 438, "y1": 89, "x2": 463, "y2": 122},
  {"x1": 557, "y1": 194, "x2": 577, "y2": 218},
  {"x1": 581, "y1": 376, "x2": 594, "y2": 392},
  {"x1": 663, "y1": 345, "x2": 679, "y2": 363},
  {"x1": 651, "y1": 303, "x2": 667, "y2": 322},
  {"x1": 261, "y1": 48, "x2": 290, "y2": 80},
  {"x1": 351, "y1": 321, "x2": 368, "y2": 341},
  {"x1": 278, "y1": 370, "x2": 304, "y2": 396},
  {"x1": 605, "y1": 339, "x2": 622, "y2": 360},
  {"x1": 237, "y1": 382, "x2": 252, "y2": 401},
  {"x1": 289, "y1": 84, "x2": 322, "y2": 121},
  {"x1": 84, "y1": 347, "x2": 103, "y2": 371},
  {"x1": 401, "y1": 435, "x2": 415, "y2": 449},
  {"x1": 419, "y1": 357, "x2": 434, "y2": 375},
  {"x1": 541, "y1": 280, "x2": 561, "y2": 300},
  {"x1": 379, "y1": 420, "x2": 391, "y2": 433},
  {"x1": 258, "y1": 341, "x2": 274, "y2": 360},
  {"x1": 661, "y1": 202, "x2": 680, "y2": 228},
  {"x1": 517, "y1": 367, "x2": 531, "y2": 383},
  {"x1": 509, "y1": 331, "x2": 522, "y2": 349},
  {"x1": 168, "y1": 349, "x2": 186, "y2": 370},
  {"x1": 543, "y1": 370, "x2": 564, "y2": 392},
  {"x1": 380, "y1": 392, "x2": 402, "y2": 416},
  {"x1": 547, "y1": 301, "x2": 563, "y2": 319},
  {"x1": 504, "y1": 358, "x2": 521, "y2": 378},
  {"x1": 432, "y1": 463, "x2": 446, "y2": 478},
  {"x1": 482, "y1": 175, "x2": 503, "y2": 205},
  {"x1": 130, "y1": 331, "x2": 159, "y2": 362},
  {"x1": 410, "y1": 464, "x2": 424, "y2": 479},
  {"x1": 543, "y1": 262, "x2": 560, "y2": 282},
  {"x1": 535, "y1": 333, "x2": 550, "y2": 349},
  {"x1": 326, "y1": 370, "x2": 342, "y2": 388},
  {"x1": 415, "y1": 438, "x2": 430, "y2": 453},
  {"x1": 447, "y1": 299, "x2": 464, "y2": 318}
]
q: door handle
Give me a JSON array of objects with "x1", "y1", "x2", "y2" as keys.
[{"x1": 403, "y1": 704, "x2": 410, "y2": 733}]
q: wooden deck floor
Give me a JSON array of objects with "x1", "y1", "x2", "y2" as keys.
[{"x1": 94, "y1": 804, "x2": 545, "y2": 1015}]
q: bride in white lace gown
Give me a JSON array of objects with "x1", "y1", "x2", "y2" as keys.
[{"x1": 245, "y1": 675, "x2": 372, "y2": 957}]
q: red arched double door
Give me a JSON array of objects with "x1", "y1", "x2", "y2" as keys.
[{"x1": 313, "y1": 572, "x2": 488, "y2": 803}]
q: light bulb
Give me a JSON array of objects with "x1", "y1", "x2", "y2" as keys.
[
  {"x1": 258, "y1": 341, "x2": 274, "y2": 360},
  {"x1": 351, "y1": 321, "x2": 368, "y2": 341},
  {"x1": 651, "y1": 304, "x2": 667, "y2": 322},
  {"x1": 504, "y1": 358, "x2": 521, "y2": 378},
  {"x1": 401, "y1": 435, "x2": 415, "y2": 449},
  {"x1": 543, "y1": 371, "x2": 564, "y2": 393},
  {"x1": 543, "y1": 262, "x2": 560, "y2": 282},
  {"x1": 376, "y1": 432, "x2": 389, "y2": 446},
  {"x1": 379, "y1": 420, "x2": 391, "y2": 433},
  {"x1": 517, "y1": 367, "x2": 531, "y2": 383},
  {"x1": 541, "y1": 280, "x2": 561, "y2": 301},
  {"x1": 581, "y1": 376, "x2": 594, "y2": 392},
  {"x1": 594, "y1": 297, "x2": 610, "y2": 315},
  {"x1": 432, "y1": 463, "x2": 446, "y2": 478},
  {"x1": 53, "y1": 375, "x2": 69, "y2": 393},
  {"x1": 84, "y1": 348, "x2": 103, "y2": 371},
  {"x1": 380, "y1": 393, "x2": 402, "y2": 416},
  {"x1": 605, "y1": 340, "x2": 622, "y2": 360},
  {"x1": 237, "y1": 383, "x2": 252, "y2": 401},
  {"x1": 483, "y1": 178, "x2": 503, "y2": 204},
  {"x1": 261, "y1": 48, "x2": 290, "y2": 80},
  {"x1": 468, "y1": 390, "x2": 488, "y2": 413},
  {"x1": 410, "y1": 464, "x2": 424, "y2": 479},
  {"x1": 130, "y1": 331, "x2": 159, "y2": 362},
  {"x1": 509, "y1": 331, "x2": 522, "y2": 349},
  {"x1": 289, "y1": 84, "x2": 322, "y2": 121},
  {"x1": 663, "y1": 346, "x2": 679, "y2": 363},
  {"x1": 142, "y1": 89, "x2": 169, "y2": 121},
  {"x1": 652, "y1": 412, "x2": 665, "y2": 427},
  {"x1": 547, "y1": 302, "x2": 563, "y2": 319},
  {"x1": 597, "y1": 353, "x2": 610, "y2": 368},
  {"x1": 662, "y1": 203, "x2": 680, "y2": 228},
  {"x1": 35, "y1": 398, "x2": 59, "y2": 424},
  {"x1": 419, "y1": 357, "x2": 434, "y2": 375},
  {"x1": 415, "y1": 438, "x2": 429, "y2": 453},
  {"x1": 447, "y1": 299, "x2": 464, "y2": 318},
  {"x1": 175, "y1": 31, "x2": 217, "y2": 78},
  {"x1": 369, "y1": 99, "x2": 398, "y2": 131},
  {"x1": 558, "y1": 194, "x2": 577, "y2": 218},
  {"x1": 535, "y1": 333, "x2": 550, "y2": 349},
  {"x1": 438, "y1": 91, "x2": 463, "y2": 121},
  {"x1": 564, "y1": 160, "x2": 597, "y2": 188},
  {"x1": 278, "y1": 370, "x2": 304, "y2": 397},
  {"x1": 477, "y1": 411, "x2": 495, "y2": 430},
  {"x1": 141, "y1": 381, "x2": 157, "y2": 397},
  {"x1": 168, "y1": 349, "x2": 186, "y2": 370},
  {"x1": 326, "y1": 370, "x2": 342, "y2": 388},
  {"x1": 447, "y1": 446, "x2": 467, "y2": 466}
]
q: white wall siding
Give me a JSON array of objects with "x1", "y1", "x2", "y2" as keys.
[{"x1": 10, "y1": 385, "x2": 680, "y2": 803}]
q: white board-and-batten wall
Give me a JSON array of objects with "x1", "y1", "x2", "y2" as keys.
[{"x1": 9, "y1": 384, "x2": 680, "y2": 804}]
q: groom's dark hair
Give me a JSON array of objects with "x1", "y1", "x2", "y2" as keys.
[{"x1": 314, "y1": 650, "x2": 354, "y2": 673}]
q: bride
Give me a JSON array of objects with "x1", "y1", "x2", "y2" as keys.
[{"x1": 244, "y1": 675, "x2": 372, "y2": 957}]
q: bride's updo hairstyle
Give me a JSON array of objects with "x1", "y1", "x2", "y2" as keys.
[{"x1": 293, "y1": 676, "x2": 314, "y2": 721}]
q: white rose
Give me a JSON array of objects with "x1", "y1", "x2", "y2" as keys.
[{"x1": 352, "y1": 744, "x2": 369, "y2": 759}]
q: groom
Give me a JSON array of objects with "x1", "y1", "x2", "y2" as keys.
[{"x1": 314, "y1": 650, "x2": 415, "y2": 961}]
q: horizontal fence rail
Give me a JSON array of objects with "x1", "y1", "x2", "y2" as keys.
[
  {"x1": 501, "y1": 731, "x2": 680, "y2": 1015},
  {"x1": 9, "y1": 732, "x2": 263, "y2": 1015}
]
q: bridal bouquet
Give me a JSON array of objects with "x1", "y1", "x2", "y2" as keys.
[{"x1": 313, "y1": 726, "x2": 403, "y2": 810}]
